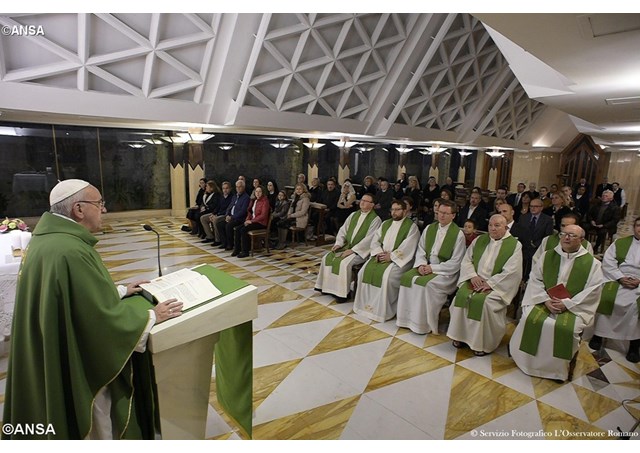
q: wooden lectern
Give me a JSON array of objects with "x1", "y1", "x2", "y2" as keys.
[{"x1": 146, "y1": 267, "x2": 257, "y2": 439}]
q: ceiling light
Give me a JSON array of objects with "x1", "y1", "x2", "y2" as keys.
[
  {"x1": 128, "y1": 143, "x2": 146, "y2": 149},
  {"x1": 396, "y1": 145, "x2": 413, "y2": 154},
  {"x1": 217, "y1": 143, "x2": 233, "y2": 150},
  {"x1": 177, "y1": 132, "x2": 215, "y2": 143},
  {"x1": 356, "y1": 145, "x2": 375, "y2": 152},
  {"x1": 426, "y1": 145, "x2": 448, "y2": 154},
  {"x1": 161, "y1": 135, "x2": 189, "y2": 144},
  {"x1": 331, "y1": 139, "x2": 359, "y2": 148},
  {"x1": 270, "y1": 141, "x2": 292, "y2": 149},
  {"x1": 143, "y1": 138, "x2": 165, "y2": 145},
  {"x1": 303, "y1": 139, "x2": 325, "y2": 149}
]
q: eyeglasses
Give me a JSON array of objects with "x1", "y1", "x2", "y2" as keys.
[
  {"x1": 78, "y1": 199, "x2": 106, "y2": 209},
  {"x1": 558, "y1": 232, "x2": 580, "y2": 239}
]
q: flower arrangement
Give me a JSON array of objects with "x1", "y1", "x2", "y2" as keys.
[{"x1": 0, "y1": 218, "x2": 29, "y2": 234}]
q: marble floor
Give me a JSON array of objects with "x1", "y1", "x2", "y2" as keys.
[{"x1": 1, "y1": 216, "x2": 639, "y2": 441}]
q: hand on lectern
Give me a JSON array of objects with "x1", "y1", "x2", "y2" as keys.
[
  {"x1": 124, "y1": 279, "x2": 151, "y2": 297},
  {"x1": 154, "y1": 298, "x2": 184, "y2": 323}
]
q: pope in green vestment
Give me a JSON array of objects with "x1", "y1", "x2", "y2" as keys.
[{"x1": 2, "y1": 180, "x2": 182, "y2": 439}]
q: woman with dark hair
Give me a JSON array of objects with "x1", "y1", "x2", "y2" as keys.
[
  {"x1": 266, "y1": 180, "x2": 279, "y2": 210},
  {"x1": 514, "y1": 191, "x2": 531, "y2": 222},
  {"x1": 439, "y1": 188, "x2": 453, "y2": 201},
  {"x1": 184, "y1": 178, "x2": 206, "y2": 233},
  {"x1": 193, "y1": 180, "x2": 220, "y2": 238},
  {"x1": 422, "y1": 176, "x2": 440, "y2": 208},
  {"x1": 233, "y1": 186, "x2": 270, "y2": 258}
]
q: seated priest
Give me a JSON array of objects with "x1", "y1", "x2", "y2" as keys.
[
  {"x1": 589, "y1": 217, "x2": 640, "y2": 363},
  {"x1": 531, "y1": 212, "x2": 593, "y2": 268},
  {"x1": 510, "y1": 224, "x2": 603, "y2": 381},
  {"x1": 396, "y1": 200, "x2": 466, "y2": 334},
  {"x1": 447, "y1": 214, "x2": 523, "y2": 356},
  {"x1": 315, "y1": 193, "x2": 381, "y2": 302},
  {"x1": 353, "y1": 199, "x2": 420, "y2": 322}
]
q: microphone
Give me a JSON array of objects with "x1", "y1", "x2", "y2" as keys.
[{"x1": 143, "y1": 224, "x2": 162, "y2": 277}]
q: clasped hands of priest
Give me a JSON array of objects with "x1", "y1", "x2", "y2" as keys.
[
  {"x1": 619, "y1": 276, "x2": 640, "y2": 289},
  {"x1": 417, "y1": 264, "x2": 433, "y2": 276},
  {"x1": 469, "y1": 275, "x2": 491, "y2": 293},
  {"x1": 544, "y1": 297, "x2": 567, "y2": 315}
]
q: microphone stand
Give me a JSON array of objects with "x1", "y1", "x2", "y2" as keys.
[{"x1": 143, "y1": 224, "x2": 162, "y2": 277}]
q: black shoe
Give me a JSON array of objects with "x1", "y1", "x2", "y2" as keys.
[
  {"x1": 237, "y1": 252, "x2": 249, "y2": 258},
  {"x1": 181, "y1": 225, "x2": 191, "y2": 232},
  {"x1": 626, "y1": 349, "x2": 640, "y2": 363},
  {"x1": 588, "y1": 335, "x2": 603, "y2": 351},
  {"x1": 334, "y1": 296, "x2": 348, "y2": 303},
  {"x1": 225, "y1": 247, "x2": 234, "y2": 251},
  {"x1": 218, "y1": 244, "x2": 227, "y2": 249},
  {"x1": 201, "y1": 238, "x2": 213, "y2": 243},
  {"x1": 231, "y1": 250, "x2": 239, "y2": 257},
  {"x1": 212, "y1": 241, "x2": 221, "y2": 246}
]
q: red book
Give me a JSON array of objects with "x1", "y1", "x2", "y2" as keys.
[{"x1": 547, "y1": 283, "x2": 571, "y2": 299}]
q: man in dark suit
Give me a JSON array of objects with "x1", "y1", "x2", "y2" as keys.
[
  {"x1": 514, "y1": 199, "x2": 553, "y2": 280},
  {"x1": 506, "y1": 182, "x2": 526, "y2": 209},
  {"x1": 528, "y1": 182, "x2": 540, "y2": 200},
  {"x1": 594, "y1": 176, "x2": 612, "y2": 199},
  {"x1": 456, "y1": 191, "x2": 488, "y2": 231},
  {"x1": 573, "y1": 177, "x2": 591, "y2": 200},
  {"x1": 587, "y1": 189, "x2": 621, "y2": 254},
  {"x1": 497, "y1": 203, "x2": 533, "y2": 279}
]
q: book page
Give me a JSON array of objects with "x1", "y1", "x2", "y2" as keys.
[{"x1": 140, "y1": 269, "x2": 222, "y2": 310}]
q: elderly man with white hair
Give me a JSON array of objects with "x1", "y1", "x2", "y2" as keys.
[
  {"x1": 2, "y1": 179, "x2": 182, "y2": 439},
  {"x1": 447, "y1": 214, "x2": 523, "y2": 356},
  {"x1": 510, "y1": 224, "x2": 603, "y2": 381}
]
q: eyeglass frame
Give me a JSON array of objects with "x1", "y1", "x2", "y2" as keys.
[
  {"x1": 77, "y1": 199, "x2": 106, "y2": 209},
  {"x1": 558, "y1": 231, "x2": 581, "y2": 240}
]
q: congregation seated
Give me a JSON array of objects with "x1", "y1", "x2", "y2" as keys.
[
  {"x1": 270, "y1": 190, "x2": 290, "y2": 237},
  {"x1": 315, "y1": 193, "x2": 381, "y2": 301},
  {"x1": 396, "y1": 200, "x2": 465, "y2": 335},
  {"x1": 588, "y1": 216, "x2": 640, "y2": 363},
  {"x1": 353, "y1": 200, "x2": 420, "y2": 322},
  {"x1": 447, "y1": 215, "x2": 523, "y2": 356},
  {"x1": 510, "y1": 225, "x2": 603, "y2": 381},
  {"x1": 456, "y1": 191, "x2": 488, "y2": 232},
  {"x1": 201, "y1": 181, "x2": 233, "y2": 245},
  {"x1": 215, "y1": 180, "x2": 250, "y2": 251},
  {"x1": 334, "y1": 180, "x2": 357, "y2": 231},
  {"x1": 373, "y1": 178, "x2": 394, "y2": 221}
]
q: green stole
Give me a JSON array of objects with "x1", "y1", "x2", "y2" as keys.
[
  {"x1": 596, "y1": 236, "x2": 634, "y2": 316},
  {"x1": 361, "y1": 217, "x2": 413, "y2": 288},
  {"x1": 324, "y1": 210, "x2": 378, "y2": 275},
  {"x1": 519, "y1": 250, "x2": 594, "y2": 360},
  {"x1": 400, "y1": 222, "x2": 460, "y2": 287},
  {"x1": 545, "y1": 233, "x2": 590, "y2": 252},
  {"x1": 452, "y1": 234, "x2": 518, "y2": 321}
]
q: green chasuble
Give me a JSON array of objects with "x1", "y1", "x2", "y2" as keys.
[
  {"x1": 361, "y1": 217, "x2": 413, "y2": 288},
  {"x1": 519, "y1": 250, "x2": 594, "y2": 360},
  {"x1": 324, "y1": 210, "x2": 378, "y2": 275},
  {"x1": 453, "y1": 234, "x2": 518, "y2": 321},
  {"x1": 2, "y1": 212, "x2": 156, "y2": 439},
  {"x1": 400, "y1": 222, "x2": 461, "y2": 287},
  {"x1": 596, "y1": 235, "x2": 634, "y2": 316}
]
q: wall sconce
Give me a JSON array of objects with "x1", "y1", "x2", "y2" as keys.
[
  {"x1": 486, "y1": 150, "x2": 505, "y2": 158},
  {"x1": 128, "y1": 143, "x2": 146, "y2": 149},
  {"x1": 143, "y1": 138, "x2": 165, "y2": 145},
  {"x1": 303, "y1": 139, "x2": 325, "y2": 149},
  {"x1": 270, "y1": 141, "x2": 292, "y2": 149},
  {"x1": 331, "y1": 139, "x2": 359, "y2": 148},
  {"x1": 396, "y1": 145, "x2": 413, "y2": 154},
  {"x1": 161, "y1": 134, "x2": 189, "y2": 144},
  {"x1": 356, "y1": 145, "x2": 375, "y2": 153},
  {"x1": 217, "y1": 143, "x2": 233, "y2": 150},
  {"x1": 426, "y1": 145, "x2": 448, "y2": 154},
  {"x1": 458, "y1": 150, "x2": 472, "y2": 157}
]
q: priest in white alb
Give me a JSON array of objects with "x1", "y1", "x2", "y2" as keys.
[
  {"x1": 353, "y1": 200, "x2": 420, "y2": 322},
  {"x1": 447, "y1": 214, "x2": 522, "y2": 356},
  {"x1": 510, "y1": 224, "x2": 603, "y2": 381},
  {"x1": 588, "y1": 216, "x2": 640, "y2": 363},
  {"x1": 315, "y1": 193, "x2": 381, "y2": 301},
  {"x1": 396, "y1": 200, "x2": 466, "y2": 334}
]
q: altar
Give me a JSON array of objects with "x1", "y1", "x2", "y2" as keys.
[{"x1": 0, "y1": 230, "x2": 32, "y2": 340}]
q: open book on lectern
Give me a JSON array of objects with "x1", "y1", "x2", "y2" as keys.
[{"x1": 139, "y1": 267, "x2": 222, "y2": 311}]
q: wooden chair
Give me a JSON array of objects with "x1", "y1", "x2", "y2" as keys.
[
  {"x1": 288, "y1": 225, "x2": 308, "y2": 247},
  {"x1": 247, "y1": 215, "x2": 272, "y2": 257}
]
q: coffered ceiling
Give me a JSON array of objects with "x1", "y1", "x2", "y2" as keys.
[{"x1": 0, "y1": 12, "x2": 638, "y2": 152}]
